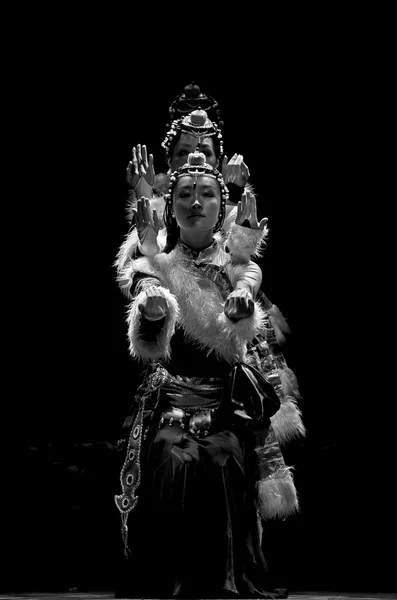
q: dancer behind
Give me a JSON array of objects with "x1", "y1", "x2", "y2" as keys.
[
  {"x1": 114, "y1": 151, "x2": 297, "y2": 599},
  {"x1": 119, "y1": 107, "x2": 258, "y2": 260},
  {"x1": 126, "y1": 82, "x2": 250, "y2": 211}
]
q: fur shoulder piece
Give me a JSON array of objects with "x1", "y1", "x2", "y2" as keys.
[
  {"x1": 114, "y1": 227, "x2": 140, "y2": 279},
  {"x1": 115, "y1": 228, "x2": 167, "y2": 291},
  {"x1": 225, "y1": 223, "x2": 269, "y2": 263}
]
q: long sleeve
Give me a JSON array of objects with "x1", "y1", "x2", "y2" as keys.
[
  {"x1": 127, "y1": 274, "x2": 180, "y2": 362},
  {"x1": 219, "y1": 260, "x2": 266, "y2": 343},
  {"x1": 225, "y1": 259, "x2": 263, "y2": 299}
]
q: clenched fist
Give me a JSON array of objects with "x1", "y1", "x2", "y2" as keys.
[
  {"x1": 138, "y1": 286, "x2": 169, "y2": 321},
  {"x1": 224, "y1": 289, "x2": 254, "y2": 321}
]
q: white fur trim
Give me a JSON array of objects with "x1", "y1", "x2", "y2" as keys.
[
  {"x1": 279, "y1": 366, "x2": 300, "y2": 398},
  {"x1": 124, "y1": 247, "x2": 267, "y2": 363},
  {"x1": 271, "y1": 397, "x2": 306, "y2": 445},
  {"x1": 115, "y1": 229, "x2": 168, "y2": 296},
  {"x1": 257, "y1": 468, "x2": 299, "y2": 519},
  {"x1": 127, "y1": 287, "x2": 179, "y2": 362},
  {"x1": 128, "y1": 251, "x2": 248, "y2": 363},
  {"x1": 115, "y1": 228, "x2": 139, "y2": 279},
  {"x1": 225, "y1": 223, "x2": 268, "y2": 262}
]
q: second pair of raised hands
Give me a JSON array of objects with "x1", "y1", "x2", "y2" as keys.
[
  {"x1": 221, "y1": 154, "x2": 250, "y2": 188},
  {"x1": 235, "y1": 191, "x2": 268, "y2": 231},
  {"x1": 126, "y1": 146, "x2": 250, "y2": 189},
  {"x1": 126, "y1": 144, "x2": 155, "y2": 188},
  {"x1": 132, "y1": 197, "x2": 160, "y2": 256}
]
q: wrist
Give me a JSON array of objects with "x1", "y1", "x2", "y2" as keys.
[
  {"x1": 137, "y1": 238, "x2": 160, "y2": 257},
  {"x1": 133, "y1": 177, "x2": 153, "y2": 199},
  {"x1": 234, "y1": 284, "x2": 253, "y2": 298}
]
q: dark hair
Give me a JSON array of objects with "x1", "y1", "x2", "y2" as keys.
[{"x1": 162, "y1": 195, "x2": 180, "y2": 254}]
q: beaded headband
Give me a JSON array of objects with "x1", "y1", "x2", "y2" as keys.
[
  {"x1": 161, "y1": 109, "x2": 224, "y2": 158},
  {"x1": 166, "y1": 150, "x2": 229, "y2": 201}
]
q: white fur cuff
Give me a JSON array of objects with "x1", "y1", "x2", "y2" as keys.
[
  {"x1": 271, "y1": 397, "x2": 306, "y2": 445},
  {"x1": 256, "y1": 468, "x2": 299, "y2": 520},
  {"x1": 225, "y1": 224, "x2": 268, "y2": 262},
  {"x1": 127, "y1": 287, "x2": 179, "y2": 361},
  {"x1": 219, "y1": 300, "x2": 267, "y2": 343}
]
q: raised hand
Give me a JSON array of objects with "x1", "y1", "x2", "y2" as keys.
[
  {"x1": 138, "y1": 286, "x2": 169, "y2": 321},
  {"x1": 132, "y1": 197, "x2": 160, "y2": 256},
  {"x1": 235, "y1": 191, "x2": 268, "y2": 231},
  {"x1": 224, "y1": 289, "x2": 254, "y2": 321},
  {"x1": 126, "y1": 144, "x2": 155, "y2": 188},
  {"x1": 221, "y1": 154, "x2": 250, "y2": 188}
]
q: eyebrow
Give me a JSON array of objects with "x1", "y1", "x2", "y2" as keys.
[
  {"x1": 177, "y1": 183, "x2": 217, "y2": 190},
  {"x1": 176, "y1": 142, "x2": 213, "y2": 150}
]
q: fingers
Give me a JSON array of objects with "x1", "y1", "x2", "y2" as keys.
[
  {"x1": 248, "y1": 191, "x2": 257, "y2": 223},
  {"x1": 236, "y1": 199, "x2": 242, "y2": 223},
  {"x1": 126, "y1": 161, "x2": 133, "y2": 184},
  {"x1": 147, "y1": 153, "x2": 155, "y2": 185},
  {"x1": 224, "y1": 288, "x2": 254, "y2": 320},
  {"x1": 237, "y1": 191, "x2": 249, "y2": 223},
  {"x1": 226, "y1": 154, "x2": 245, "y2": 184},
  {"x1": 148, "y1": 153, "x2": 154, "y2": 173},
  {"x1": 236, "y1": 192, "x2": 248, "y2": 225},
  {"x1": 136, "y1": 144, "x2": 145, "y2": 176},
  {"x1": 229, "y1": 153, "x2": 238, "y2": 183},
  {"x1": 241, "y1": 161, "x2": 250, "y2": 180},
  {"x1": 141, "y1": 144, "x2": 148, "y2": 166},
  {"x1": 136, "y1": 144, "x2": 142, "y2": 164},
  {"x1": 132, "y1": 147, "x2": 138, "y2": 171},
  {"x1": 222, "y1": 155, "x2": 228, "y2": 179},
  {"x1": 152, "y1": 208, "x2": 159, "y2": 230},
  {"x1": 259, "y1": 217, "x2": 268, "y2": 231},
  {"x1": 139, "y1": 286, "x2": 169, "y2": 320}
]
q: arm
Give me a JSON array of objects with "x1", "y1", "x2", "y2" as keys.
[
  {"x1": 127, "y1": 275, "x2": 179, "y2": 362},
  {"x1": 220, "y1": 260, "x2": 266, "y2": 342},
  {"x1": 225, "y1": 191, "x2": 269, "y2": 262},
  {"x1": 115, "y1": 198, "x2": 164, "y2": 282}
]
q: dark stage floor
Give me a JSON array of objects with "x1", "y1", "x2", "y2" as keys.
[{"x1": 0, "y1": 592, "x2": 396, "y2": 600}]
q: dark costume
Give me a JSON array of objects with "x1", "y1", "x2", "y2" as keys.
[{"x1": 114, "y1": 235, "x2": 302, "y2": 598}]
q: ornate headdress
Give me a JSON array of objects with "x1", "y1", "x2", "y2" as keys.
[
  {"x1": 167, "y1": 82, "x2": 223, "y2": 126},
  {"x1": 163, "y1": 150, "x2": 229, "y2": 235},
  {"x1": 162, "y1": 108, "x2": 224, "y2": 158}
]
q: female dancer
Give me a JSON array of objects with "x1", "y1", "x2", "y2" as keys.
[{"x1": 115, "y1": 151, "x2": 297, "y2": 598}]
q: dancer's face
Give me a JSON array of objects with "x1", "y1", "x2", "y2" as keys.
[
  {"x1": 173, "y1": 175, "x2": 221, "y2": 232},
  {"x1": 170, "y1": 134, "x2": 217, "y2": 170}
]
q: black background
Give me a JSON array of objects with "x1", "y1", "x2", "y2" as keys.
[{"x1": 3, "y1": 27, "x2": 394, "y2": 595}]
